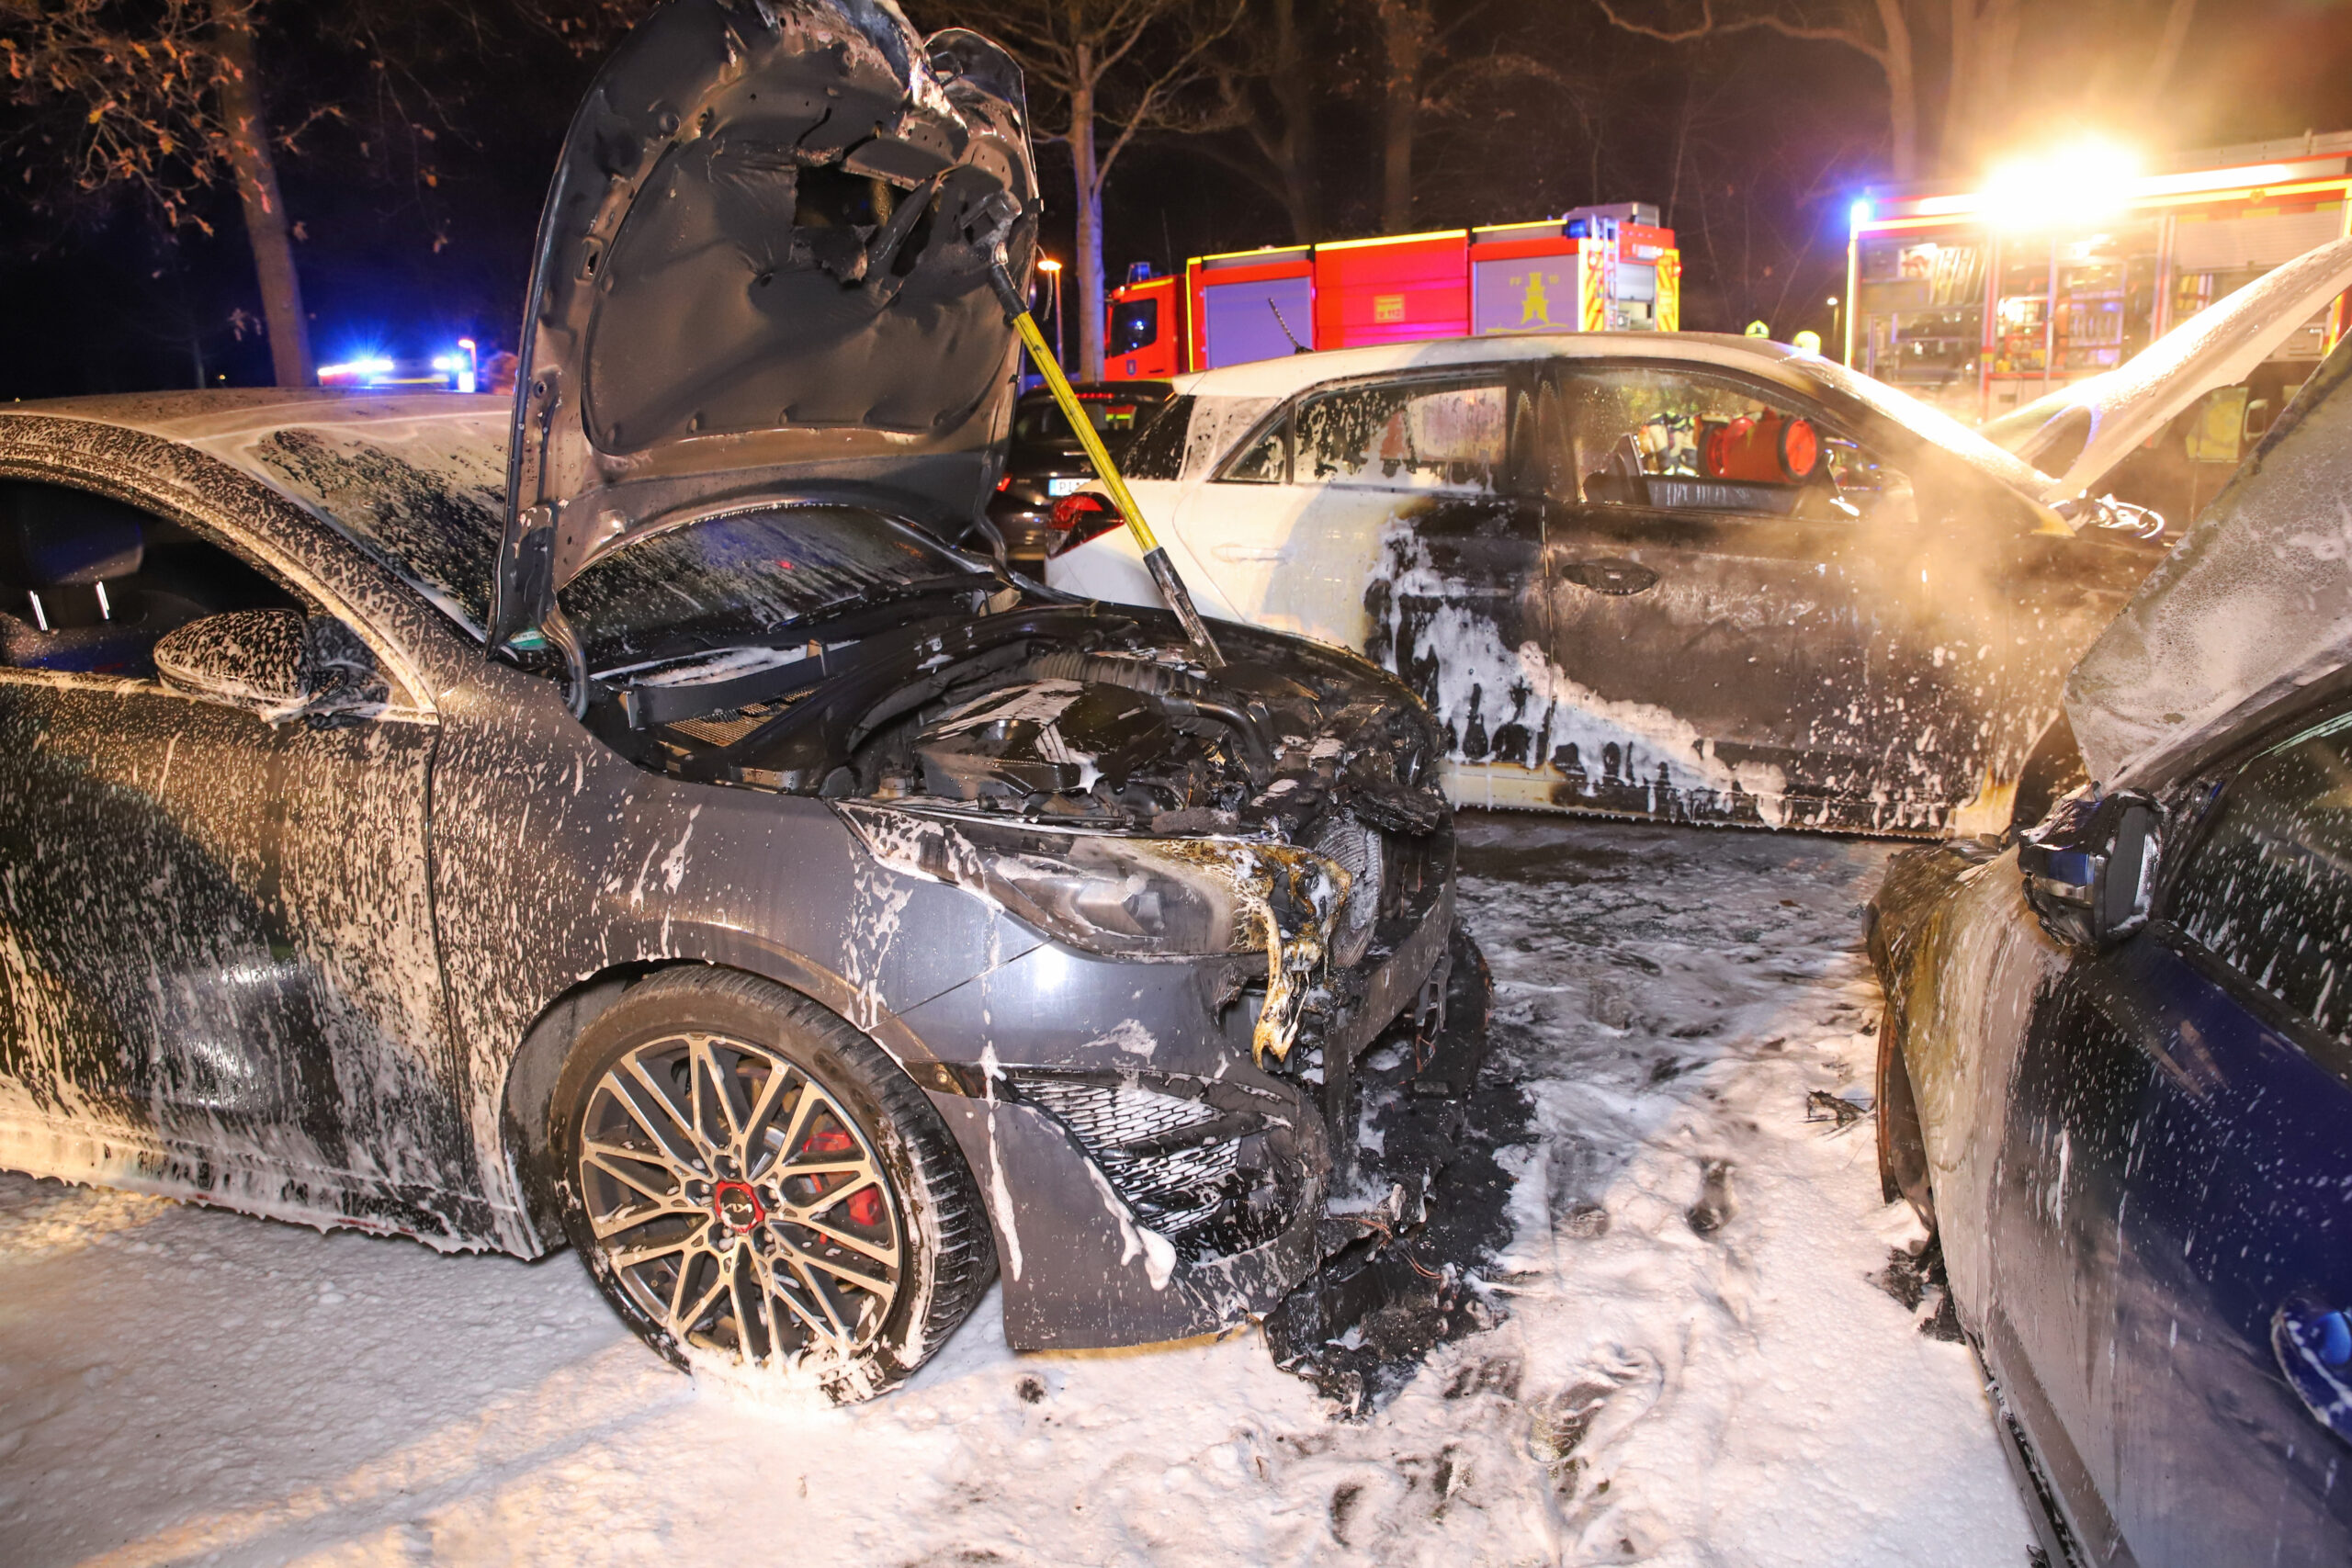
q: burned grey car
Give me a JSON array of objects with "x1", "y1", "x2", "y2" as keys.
[{"x1": 0, "y1": 0, "x2": 1476, "y2": 1402}]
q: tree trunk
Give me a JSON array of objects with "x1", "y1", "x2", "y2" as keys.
[
  {"x1": 1975, "y1": 0, "x2": 2022, "y2": 160},
  {"x1": 1875, "y1": 0, "x2": 1919, "y2": 181},
  {"x1": 1377, "y1": 0, "x2": 1428, "y2": 233},
  {"x1": 1941, "y1": 0, "x2": 2024, "y2": 174},
  {"x1": 1269, "y1": 0, "x2": 1317, "y2": 243},
  {"x1": 2139, "y1": 0, "x2": 2200, "y2": 117},
  {"x1": 1941, "y1": 0, "x2": 1978, "y2": 174},
  {"x1": 1069, "y1": 67, "x2": 1107, "y2": 381},
  {"x1": 211, "y1": 0, "x2": 312, "y2": 388}
]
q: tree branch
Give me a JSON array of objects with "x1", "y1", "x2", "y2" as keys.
[{"x1": 1590, "y1": 0, "x2": 1888, "y2": 67}]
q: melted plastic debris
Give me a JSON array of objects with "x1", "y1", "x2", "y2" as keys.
[{"x1": 0, "y1": 817, "x2": 2030, "y2": 1567}]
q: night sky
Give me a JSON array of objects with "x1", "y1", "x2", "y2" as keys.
[{"x1": 6, "y1": 0, "x2": 2352, "y2": 402}]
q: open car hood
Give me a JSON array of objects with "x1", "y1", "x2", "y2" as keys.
[
  {"x1": 1983, "y1": 236, "x2": 2352, "y2": 504},
  {"x1": 493, "y1": 0, "x2": 1037, "y2": 645},
  {"x1": 2064, "y1": 333, "x2": 2352, "y2": 788}
]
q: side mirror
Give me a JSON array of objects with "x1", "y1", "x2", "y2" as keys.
[
  {"x1": 153, "y1": 609, "x2": 387, "y2": 728},
  {"x1": 2018, "y1": 786, "x2": 2159, "y2": 946}
]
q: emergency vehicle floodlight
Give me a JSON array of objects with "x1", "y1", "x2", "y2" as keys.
[{"x1": 1984, "y1": 140, "x2": 2140, "y2": 231}]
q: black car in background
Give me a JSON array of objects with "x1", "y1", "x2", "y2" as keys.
[{"x1": 987, "y1": 380, "x2": 1171, "y2": 565}]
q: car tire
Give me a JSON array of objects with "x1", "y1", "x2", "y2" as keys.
[
  {"x1": 1874, "y1": 1001, "x2": 1937, "y2": 1232},
  {"x1": 551, "y1": 966, "x2": 994, "y2": 1403}
]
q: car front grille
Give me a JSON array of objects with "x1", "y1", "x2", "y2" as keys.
[{"x1": 1013, "y1": 1074, "x2": 1286, "y2": 1265}]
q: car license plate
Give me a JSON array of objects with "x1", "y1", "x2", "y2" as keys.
[{"x1": 1046, "y1": 477, "x2": 1087, "y2": 497}]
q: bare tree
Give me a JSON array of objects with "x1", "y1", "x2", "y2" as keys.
[
  {"x1": 1374, "y1": 0, "x2": 1435, "y2": 231},
  {"x1": 2134, "y1": 0, "x2": 2199, "y2": 122},
  {"x1": 2, "y1": 0, "x2": 319, "y2": 384},
  {"x1": 1593, "y1": 0, "x2": 1920, "y2": 178},
  {"x1": 1203, "y1": 0, "x2": 1320, "y2": 243},
  {"x1": 941, "y1": 0, "x2": 1243, "y2": 379},
  {"x1": 210, "y1": 2, "x2": 308, "y2": 386},
  {"x1": 1596, "y1": 0, "x2": 2210, "y2": 179},
  {"x1": 1939, "y1": 0, "x2": 2023, "y2": 171}
]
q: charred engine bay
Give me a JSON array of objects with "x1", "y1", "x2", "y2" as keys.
[{"x1": 579, "y1": 602, "x2": 1449, "y2": 843}]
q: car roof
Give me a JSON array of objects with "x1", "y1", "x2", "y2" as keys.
[
  {"x1": 0, "y1": 389, "x2": 512, "y2": 515},
  {"x1": 1168, "y1": 333, "x2": 2056, "y2": 501},
  {"x1": 0, "y1": 388, "x2": 507, "y2": 455},
  {"x1": 2064, "y1": 338, "x2": 2352, "y2": 789},
  {"x1": 1172, "y1": 332, "x2": 1810, "y2": 397}
]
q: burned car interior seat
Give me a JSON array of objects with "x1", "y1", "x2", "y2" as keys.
[
  {"x1": 0, "y1": 479, "x2": 298, "y2": 676},
  {"x1": 1553, "y1": 366, "x2": 1883, "y2": 522}
]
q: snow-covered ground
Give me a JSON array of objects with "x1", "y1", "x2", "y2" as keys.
[{"x1": 0, "y1": 816, "x2": 2033, "y2": 1566}]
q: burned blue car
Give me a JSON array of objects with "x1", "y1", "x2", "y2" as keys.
[{"x1": 1871, "y1": 336, "x2": 2352, "y2": 1563}]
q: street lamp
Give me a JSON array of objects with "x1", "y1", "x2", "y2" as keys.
[
  {"x1": 1036, "y1": 256, "x2": 1066, "y2": 368},
  {"x1": 1826, "y1": 295, "x2": 1841, "y2": 356}
]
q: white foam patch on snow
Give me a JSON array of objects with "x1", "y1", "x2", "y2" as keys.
[{"x1": 0, "y1": 818, "x2": 2028, "y2": 1567}]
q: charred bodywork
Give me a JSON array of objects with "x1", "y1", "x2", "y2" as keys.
[
  {"x1": 0, "y1": 395, "x2": 1464, "y2": 1355},
  {"x1": 1870, "y1": 339, "x2": 2352, "y2": 1564},
  {"x1": 1048, "y1": 285, "x2": 2352, "y2": 834},
  {"x1": 0, "y1": 0, "x2": 1483, "y2": 1379}
]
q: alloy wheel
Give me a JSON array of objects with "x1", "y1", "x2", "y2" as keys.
[{"x1": 574, "y1": 1031, "x2": 903, "y2": 1368}]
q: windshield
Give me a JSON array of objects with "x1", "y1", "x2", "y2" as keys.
[
  {"x1": 243, "y1": 419, "x2": 506, "y2": 637},
  {"x1": 561, "y1": 503, "x2": 997, "y2": 671},
  {"x1": 1012, "y1": 394, "x2": 1164, "y2": 448},
  {"x1": 1783, "y1": 353, "x2": 2060, "y2": 499}
]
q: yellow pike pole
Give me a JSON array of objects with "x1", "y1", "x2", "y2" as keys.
[{"x1": 988, "y1": 248, "x2": 1224, "y2": 669}]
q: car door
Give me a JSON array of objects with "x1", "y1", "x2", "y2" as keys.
[
  {"x1": 1984, "y1": 705, "x2": 2352, "y2": 1568},
  {"x1": 1526, "y1": 358, "x2": 1913, "y2": 829},
  {"x1": 1175, "y1": 372, "x2": 1544, "y2": 739},
  {"x1": 2099, "y1": 710, "x2": 2352, "y2": 1566},
  {"x1": 0, "y1": 479, "x2": 461, "y2": 1222}
]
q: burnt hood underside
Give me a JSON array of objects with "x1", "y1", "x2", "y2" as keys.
[{"x1": 496, "y1": 0, "x2": 1038, "y2": 645}]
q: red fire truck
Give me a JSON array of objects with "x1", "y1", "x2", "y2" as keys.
[{"x1": 1101, "y1": 203, "x2": 1680, "y2": 381}]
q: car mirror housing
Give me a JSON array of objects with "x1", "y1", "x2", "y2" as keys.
[
  {"x1": 2018, "y1": 785, "x2": 2160, "y2": 946},
  {"x1": 155, "y1": 609, "x2": 388, "y2": 728}
]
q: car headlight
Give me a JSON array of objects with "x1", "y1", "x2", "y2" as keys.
[{"x1": 833, "y1": 803, "x2": 1351, "y2": 1062}]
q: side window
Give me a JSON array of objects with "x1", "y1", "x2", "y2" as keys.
[
  {"x1": 0, "y1": 479, "x2": 299, "y2": 678},
  {"x1": 2170, "y1": 712, "x2": 2352, "y2": 1043},
  {"x1": 1109, "y1": 299, "x2": 1159, "y2": 355},
  {"x1": 1120, "y1": 394, "x2": 1194, "y2": 482},
  {"x1": 1539, "y1": 365, "x2": 1906, "y2": 522},
  {"x1": 1220, "y1": 413, "x2": 1288, "y2": 483},
  {"x1": 1293, "y1": 378, "x2": 1507, "y2": 493}
]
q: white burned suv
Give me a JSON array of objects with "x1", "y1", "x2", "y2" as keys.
[{"x1": 1051, "y1": 243, "x2": 2352, "y2": 835}]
